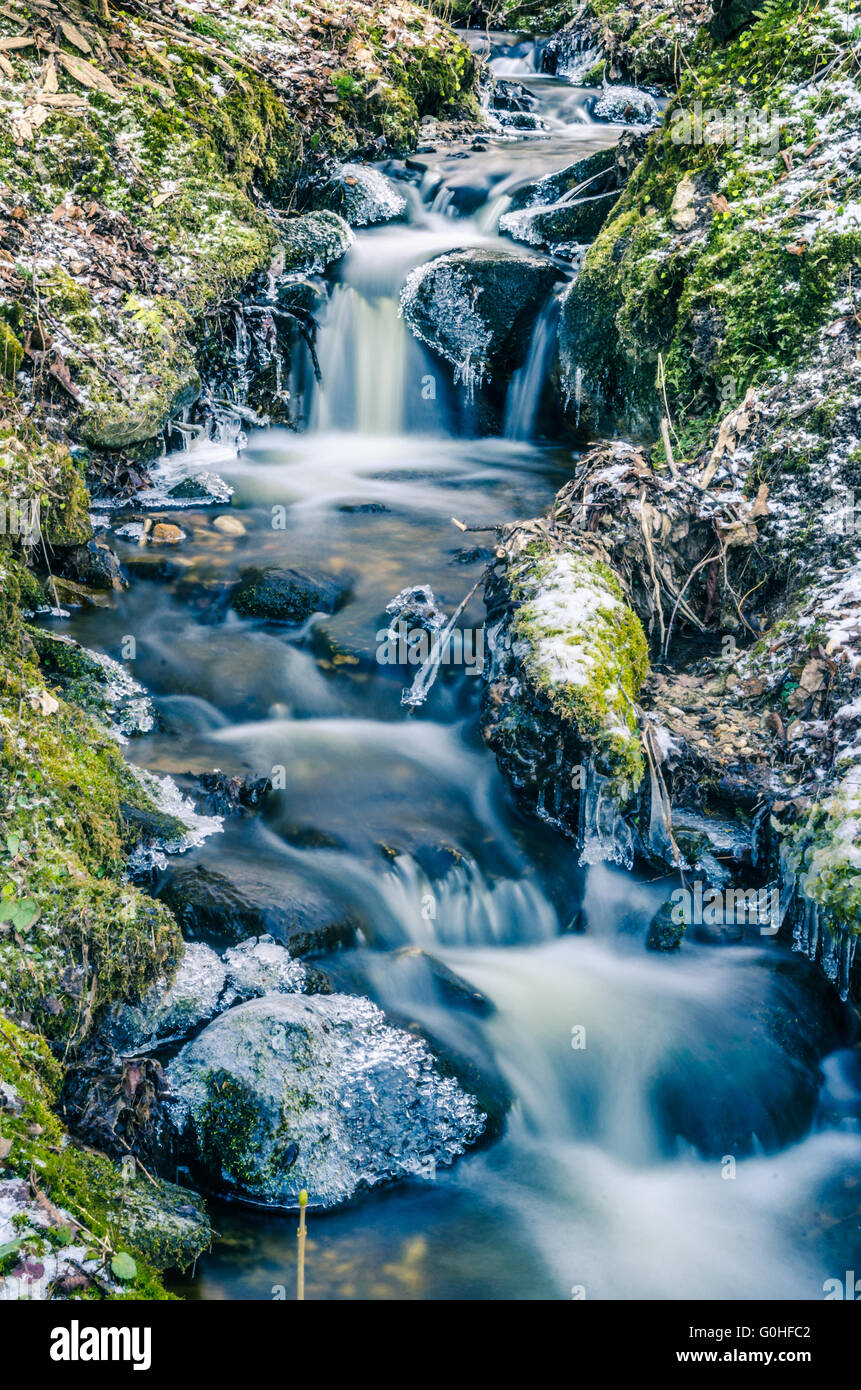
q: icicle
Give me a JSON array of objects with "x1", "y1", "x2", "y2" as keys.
[{"x1": 577, "y1": 760, "x2": 634, "y2": 869}]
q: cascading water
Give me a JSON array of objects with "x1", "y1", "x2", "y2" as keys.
[{"x1": 55, "y1": 30, "x2": 861, "y2": 1301}]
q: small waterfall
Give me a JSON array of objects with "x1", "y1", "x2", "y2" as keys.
[
  {"x1": 310, "y1": 285, "x2": 409, "y2": 435},
  {"x1": 503, "y1": 298, "x2": 559, "y2": 440}
]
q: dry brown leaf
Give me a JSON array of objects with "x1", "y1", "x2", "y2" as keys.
[
  {"x1": 40, "y1": 53, "x2": 58, "y2": 93},
  {"x1": 0, "y1": 1135, "x2": 12, "y2": 1162},
  {"x1": 0, "y1": 35, "x2": 34, "y2": 52},
  {"x1": 785, "y1": 241, "x2": 807, "y2": 255},
  {"x1": 0, "y1": 52, "x2": 13, "y2": 77},
  {"x1": 24, "y1": 104, "x2": 50, "y2": 131},
  {"x1": 59, "y1": 19, "x2": 93, "y2": 55},
  {"x1": 38, "y1": 93, "x2": 88, "y2": 108},
  {"x1": 780, "y1": 149, "x2": 793, "y2": 172},
  {"x1": 28, "y1": 689, "x2": 59, "y2": 716},
  {"x1": 709, "y1": 193, "x2": 730, "y2": 215},
  {"x1": 58, "y1": 50, "x2": 122, "y2": 99}
]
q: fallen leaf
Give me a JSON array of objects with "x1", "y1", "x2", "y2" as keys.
[
  {"x1": 28, "y1": 689, "x2": 59, "y2": 716},
  {"x1": 59, "y1": 20, "x2": 93, "y2": 55},
  {"x1": 709, "y1": 193, "x2": 730, "y2": 215},
  {"x1": 40, "y1": 54, "x2": 58, "y2": 94},
  {"x1": 786, "y1": 241, "x2": 807, "y2": 255},
  {"x1": 58, "y1": 50, "x2": 122, "y2": 100}
]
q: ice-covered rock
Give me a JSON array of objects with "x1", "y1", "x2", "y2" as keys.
[
  {"x1": 104, "y1": 938, "x2": 307, "y2": 1054},
  {"x1": 105, "y1": 943, "x2": 227, "y2": 1053},
  {"x1": 167, "y1": 992, "x2": 485, "y2": 1208},
  {"x1": 223, "y1": 936, "x2": 306, "y2": 997},
  {"x1": 400, "y1": 248, "x2": 558, "y2": 396},
  {"x1": 281, "y1": 211, "x2": 354, "y2": 274},
  {"x1": 590, "y1": 84, "x2": 660, "y2": 126},
  {"x1": 305, "y1": 163, "x2": 407, "y2": 227},
  {"x1": 500, "y1": 192, "x2": 619, "y2": 255}
]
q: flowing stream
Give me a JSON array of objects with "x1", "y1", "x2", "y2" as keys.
[{"x1": 59, "y1": 34, "x2": 861, "y2": 1300}]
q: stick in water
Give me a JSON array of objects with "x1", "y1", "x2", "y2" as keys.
[{"x1": 297, "y1": 1189, "x2": 308, "y2": 1301}]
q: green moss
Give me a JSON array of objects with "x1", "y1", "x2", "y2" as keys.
[
  {"x1": 559, "y1": 0, "x2": 861, "y2": 434},
  {"x1": 0, "y1": 1016, "x2": 209, "y2": 1293},
  {"x1": 197, "y1": 1069, "x2": 267, "y2": 1188},
  {"x1": 0, "y1": 324, "x2": 24, "y2": 383},
  {"x1": 0, "y1": 640, "x2": 183, "y2": 1041},
  {"x1": 509, "y1": 543, "x2": 649, "y2": 796}
]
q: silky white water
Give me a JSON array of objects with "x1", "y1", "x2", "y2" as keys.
[{"x1": 59, "y1": 32, "x2": 861, "y2": 1301}]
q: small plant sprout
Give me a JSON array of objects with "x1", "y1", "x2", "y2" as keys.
[{"x1": 297, "y1": 1188, "x2": 308, "y2": 1301}]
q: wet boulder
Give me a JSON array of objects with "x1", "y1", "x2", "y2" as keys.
[
  {"x1": 491, "y1": 79, "x2": 538, "y2": 114},
  {"x1": 646, "y1": 897, "x2": 686, "y2": 952},
  {"x1": 589, "y1": 84, "x2": 660, "y2": 126},
  {"x1": 167, "y1": 992, "x2": 485, "y2": 1209},
  {"x1": 281, "y1": 211, "x2": 353, "y2": 274},
  {"x1": 301, "y1": 163, "x2": 407, "y2": 227},
  {"x1": 167, "y1": 471, "x2": 233, "y2": 505},
  {"x1": 499, "y1": 191, "x2": 620, "y2": 255},
  {"x1": 506, "y1": 147, "x2": 617, "y2": 214},
  {"x1": 158, "y1": 862, "x2": 355, "y2": 956},
  {"x1": 54, "y1": 539, "x2": 125, "y2": 591},
  {"x1": 231, "y1": 565, "x2": 348, "y2": 623},
  {"x1": 104, "y1": 943, "x2": 228, "y2": 1053},
  {"x1": 400, "y1": 247, "x2": 559, "y2": 392}
]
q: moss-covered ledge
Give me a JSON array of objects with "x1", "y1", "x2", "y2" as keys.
[
  {"x1": 482, "y1": 525, "x2": 649, "y2": 851},
  {"x1": 0, "y1": 1017, "x2": 209, "y2": 1300},
  {"x1": 556, "y1": 0, "x2": 861, "y2": 437}
]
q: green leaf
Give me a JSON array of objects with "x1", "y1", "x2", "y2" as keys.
[
  {"x1": 110, "y1": 1252, "x2": 137, "y2": 1282},
  {"x1": 0, "y1": 900, "x2": 16, "y2": 924},
  {"x1": 0, "y1": 1238, "x2": 23, "y2": 1261},
  {"x1": 5, "y1": 834, "x2": 19, "y2": 857},
  {"x1": 12, "y1": 899, "x2": 38, "y2": 931}
]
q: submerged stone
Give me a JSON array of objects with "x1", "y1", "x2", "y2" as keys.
[
  {"x1": 231, "y1": 565, "x2": 348, "y2": 623},
  {"x1": 646, "y1": 897, "x2": 686, "y2": 952},
  {"x1": 167, "y1": 992, "x2": 485, "y2": 1208}
]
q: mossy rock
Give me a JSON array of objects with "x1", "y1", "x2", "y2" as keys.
[{"x1": 508, "y1": 540, "x2": 649, "y2": 798}]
